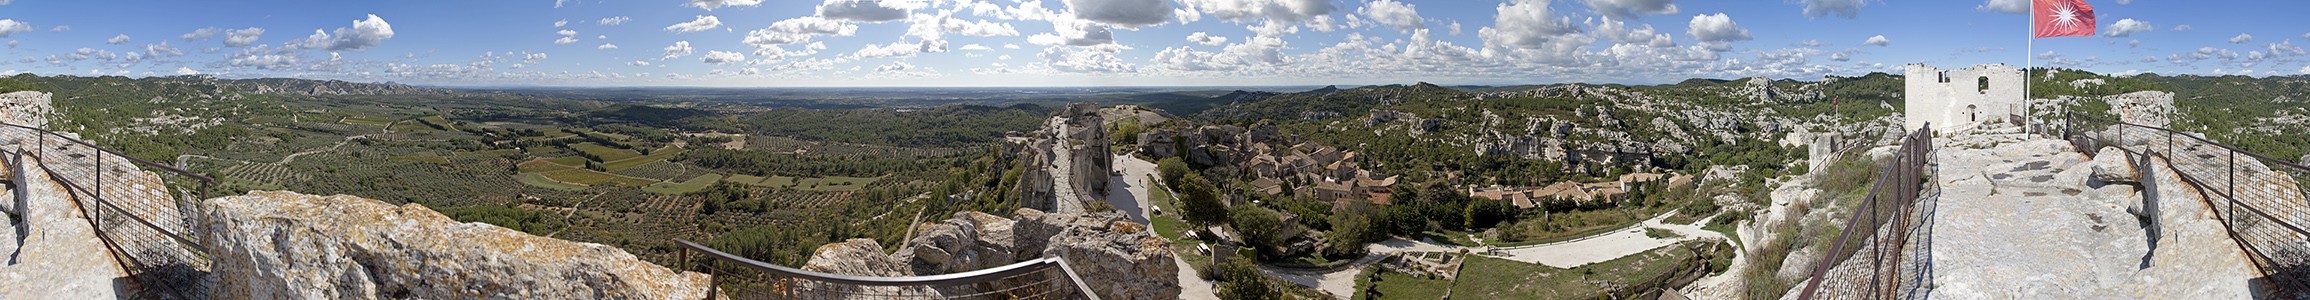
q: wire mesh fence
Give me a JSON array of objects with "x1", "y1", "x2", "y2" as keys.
[
  {"x1": 2067, "y1": 113, "x2": 2310, "y2": 293},
  {"x1": 1798, "y1": 123, "x2": 1935, "y2": 300},
  {"x1": 1, "y1": 122, "x2": 215, "y2": 300}
]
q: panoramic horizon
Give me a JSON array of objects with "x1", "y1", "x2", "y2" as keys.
[{"x1": 2, "y1": 0, "x2": 2306, "y2": 87}]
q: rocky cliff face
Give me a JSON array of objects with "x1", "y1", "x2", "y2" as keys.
[
  {"x1": 798, "y1": 209, "x2": 1179, "y2": 300},
  {"x1": 1013, "y1": 102, "x2": 1111, "y2": 214},
  {"x1": 200, "y1": 191, "x2": 712, "y2": 299}
]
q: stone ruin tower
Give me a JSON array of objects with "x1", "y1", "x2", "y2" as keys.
[{"x1": 1904, "y1": 63, "x2": 2025, "y2": 131}]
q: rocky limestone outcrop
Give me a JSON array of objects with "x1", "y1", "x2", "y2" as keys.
[
  {"x1": 2087, "y1": 146, "x2": 2139, "y2": 185},
  {"x1": 1012, "y1": 209, "x2": 1180, "y2": 300},
  {"x1": 0, "y1": 91, "x2": 53, "y2": 127},
  {"x1": 798, "y1": 209, "x2": 1178, "y2": 300},
  {"x1": 200, "y1": 191, "x2": 711, "y2": 299},
  {"x1": 797, "y1": 239, "x2": 939, "y2": 298},
  {"x1": 2106, "y1": 91, "x2": 2176, "y2": 127},
  {"x1": 895, "y1": 211, "x2": 1017, "y2": 275},
  {"x1": 1014, "y1": 103, "x2": 1111, "y2": 214}
]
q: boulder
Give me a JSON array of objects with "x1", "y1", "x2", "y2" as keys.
[
  {"x1": 797, "y1": 239, "x2": 936, "y2": 299},
  {"x1": 1776, "y1": 245, "x2": 1820, "y2": 283},
  {"x1": 1020, "y1": 209, "x2": 1181, "y2": 300},
  {"x1": 199, "y1": 191, "x2": 711, "y2": 299},
  {"x1": 897, "y1": 211, "x2": 1017, "y2": 275},
  {"x1": 2088, "y1": 147, "x2": 2138, "y2": 185},
  {"x1": 795, "y1": 209, "x2": 1179, "y2": 300}
]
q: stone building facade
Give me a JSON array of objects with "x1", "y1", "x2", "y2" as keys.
[{"x1": 1904, "y1": 64, "x2": 2024, "y2": 131}]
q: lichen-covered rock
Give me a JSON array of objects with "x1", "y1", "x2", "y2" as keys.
[
  {"x1": 796, "y1": 209, "x2": 1178, "y2": 300},
  {"x1": 1036, "y1": 218, "x2": 1180, "y2": 300},
  {"x1": 897, "y1": 211, "x2": 1017, "y2": 275},
  {"x1": 199, "y1": 191, "x2": 710, "y2": 299},
  {"x1": 797, "y1": 239, "x2": 936, "y2": 299},
  {"x1": 1016, "y1": 208, "x2": 1180, "y2": 300}
]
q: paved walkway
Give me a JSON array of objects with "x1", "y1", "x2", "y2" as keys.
[
  {"x1": 1106, "y1": 154, "x2": 1156, "y2": 224},
  {"x1": 1258, "y1": 211, "x2": 1730, "y2": 299}
]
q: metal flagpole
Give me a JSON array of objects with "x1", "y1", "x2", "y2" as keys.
[{"x1": 2026, "y1": 3, "x2": 2034, "y2": 135}]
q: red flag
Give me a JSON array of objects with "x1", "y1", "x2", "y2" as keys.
[{"x1": 2033, "y1": 0, "x2": 2096, "y2": 38}]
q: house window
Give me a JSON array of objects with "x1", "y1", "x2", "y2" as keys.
[{"x1": 1978, "y1": 77, "x2": 1991, "y2": 94}]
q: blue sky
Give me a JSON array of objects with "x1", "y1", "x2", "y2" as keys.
[{"x1": 0, "y1": 0, "x2": 2303, "y2": 87}]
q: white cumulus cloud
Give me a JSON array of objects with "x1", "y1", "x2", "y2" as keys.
[
  {"x1": 1068, "y1": 0, "x2": 1173, "y2": 27},
  {"x1": 599, "y1": 16, "x2": 631, "y2": 25},
  {"x1": 107, "y1": 34, "x2": 131, "y2": 44},
  {"x1": 961, "y1": 43, "x2": 993, "y2": 51},
  {"x1": 687, "y1": 0, "x2": 764, "y2": 11},
  {"x1": 290, "y1": 14, "x2": 395, "y2": 51},
  {"x1": 2104, "y1": 18, "x2": 2152, "y2": 37},
  {"x1": 1802, "y1": 0, "x2": 1868, "y2": 19},
  {"x1": 181, "y1": 27, "x2": 220, "y2": 40},
  {"x1": 666, "y1": 15, "x2": 723, "y2": 33},
  {"x1": 0, "y1": 20, "x2": 31, "y2": 38},
  {"x1": 1479, "y1": 0, "x2": 1587, "y2": 55},
  {"x1": 820, "y1": 0, "x2": 915, "y2": 22},
  {"x1": 176, "y1": 67, "x2": 199, "y2": 75},
  {"x1": 1187, "y1": 31, "x2": 1229, "y2": 45},
  {"x1": 1586, "y1": 0, "x2": 1677, "y2": 19},
  {"x1": 1686, "y1": 13, "x2": 1751, "y2": 51},
  {"x1": 1864, "y1": 34, "x2": 1890, "y2": 46},
  {"x1": 599, "y1": 43, "x2": 619, "y2": 49},
  {"x1": 744, "y1": 16, "x2": 858, "y2": 47},
  {"x1": 664, "y1": 41, "x2": 694, "y2": 60},
  {"x1": 1360, "y1": 0, "x2": 1424, "y2": 30},
  {"x1": 224, "y1": 27, "x2": 264, "y2": 47},
  {"x1": 2229, "y1": 33, "x2": 2252, "y2": 44},
  {"x1": 1178, "y1": 0, "x2": 1338, "y2": 24},
  {"x1": 1977, "y1": 0, "x2": 2027, "y2": 13},
  {"x1": 701, "y1": 50, "x2": 744, "y2": 64}
]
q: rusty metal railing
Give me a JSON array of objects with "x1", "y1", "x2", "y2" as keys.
[
  {"x1": 1797, "y1": 123, "x2": 1934, "y2": 300},
  {"x1": 0, "y1": 121, "x2": 215, "y2": 300},
  {"x1": 2066, "y1": 113, "x2": 2310, "y2": 293},
  {"x1": 672, "y1": 238, "x2": 1102, "y2": 300}
]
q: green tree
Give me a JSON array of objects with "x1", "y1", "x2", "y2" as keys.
[
  {"x1": 1177, "y1": 172, "x2": 1231, "y2": 227},
  {"x1": 1464, "y1": 199, "x2": 1518, "y2": 229},
  {"x1": 1157, "y1": 157, "x2": 1191, "y2": 187},
  {"x1": 1229, "y1": 205, "x2": 1287, "y2": 257},
  {"x1": 1326, "y1": 200, "x2": 1382, "y2": 257},
  {"x1": 1215, "y1": 255, "x2": 1278, "y2": 300}
]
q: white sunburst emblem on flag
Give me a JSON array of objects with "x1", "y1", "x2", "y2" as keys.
[{"x1": 2047, "y1": 3, "x2": 2086, "y2": 31}]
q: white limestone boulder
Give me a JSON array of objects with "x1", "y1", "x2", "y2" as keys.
[
  {"x1": 2088, "y1": 147, "x2": 2138, "y2": 185},
  {"x1": 199, "y1": 191, "x2": 711, "y2": 299}
]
